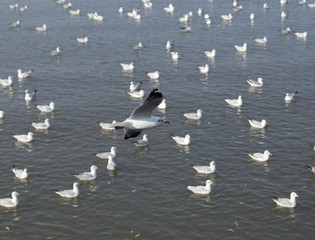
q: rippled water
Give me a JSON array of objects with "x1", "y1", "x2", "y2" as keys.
[{"x1": 0, "y1": 0, "x2": 314, "y2": 239}]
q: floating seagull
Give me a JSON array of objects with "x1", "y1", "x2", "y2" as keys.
[
  {"x1": 272, "y1": 192, "x2": 299, "y2": 208},
  {"x1": 74, "y1": 165, "x2": 99, "y2": 181},
  {"x1": 0, "y1": 191, "x2": 20, "y2": 208},
  {"x1": 19, "y1": 5, "x2": 28, "y2": 12},
  {"x1": 181, "y1": 26, "x2": 191, "y2": 33},
  {"x1": 25, "y1": 89, "x2": 37, "y2": 101},
  {"x1": 281, "y1": 11, "x2": 287, "y2": 19},
  {"x1": 305, "y1": 165, "x2": 315, "y2": 174},
  {"x1": 134, "y1": 134, "x2": 149, "y2": 147},
  {"x1": 12, "y1": 164, "x2": 28, "y2": 179},
  {"x1": 31, "y1": 119, "x2": 50, "y2": 130},
  {"x1": 63, "y1": 2, "x2": 72, "y2": 10},
  {"x1": 250, "y1": 13, "x2": 255, "y2": 21},
  {"x1": 9, "y1": 20, "x2": 20, "y2": 28},
  {"x1": 54, "y1": 182, "x2": 80, "y2": 198},
  {"x1": 281, "y1": 27, "x2": 292, "y2": 35},
  {"x1": 247, "y1": 117, "x2": 267, "y2": 129},
  {"x1": 247, "y1": 77, "x2": 263, "y2": 87},
  {"x1": 280, "y1": 0, "x2": 288, "y2": 5},
  {"x1": 133, "y1": 42, "x2": 143, "y2": 51},
  {"x1": 171, "y1": 51, "x2": 179, "y2": 61},
  {"x1": 127, "y1": 90, "x2": 145, "y2": 98},
  {"x1": 204, "y1": 49, "x2": 216, "y2": 58},
  {"x1": 17, "y1": 69, "x2": 33, "y2": 79},
  {"x1": 245, "y1": 150, "x2": 272, "y2": 162},
  {"x1": 50, "y1": 47, "x2": 61, "y2": 57},
  {"x1": 221, "y1": 13, "x2": 232, "y2": 21},
  {"x1": 204, "y1": 13, "x2": 210, "y2": 20},
  {"x1": 13, "y1": 132, "x2": 33, "y2": 143},
  {"x1": 206, "y1": 18, "x2": 211, "y2": 25},
  {"x1": 263, "y1": 3, "x2": 270, "y2": 10},
  {"x1": 255, "y1": 37, "x2": 268, "y2": 44},
  {"x1": 178, "y1": 14, "x2": 189, "y2": 23},
  {"x1": 96, "y1": 146, "x2": 118, "y2": 159},
  {"x1": 193, "y1": 161, "x2": 216, "y2": 174},
  {"x1": 114, "y1": 88, "x2": 169, "y2": 139},
  {"x1": 130, "y1": 81, "x2": 142, "y2": 92},
  {"x1": 187, "y1": 180, "x2": 213, "y2": 195},
  {"x1": 36, "y1": 24, "x2": 47, "y2": 32},
  {"x1": 198, "y1": 64, "x2": 209, "y2": 74},
  {"x1": 69, "y1": 9, "x2": 80, "y2": 16},
  {"x1": 184, "y1": 109, "x2": 203, "y2": 120},
  {"x1": 198, "y1": 8, "x2": 203, "y2": 16},
  {"x1": 107, "y1": 155, "x2": 117, "y2": 171},
  {"x1": 0, "y1": 76, "x2": 13, "y2": 87},
  {"x1": 147, "y1": 71, "x2": 160, "y2": 79},
  {"x1": 76, "y1": 36, "x2": 88, "y2": 43},
  {"x1": 295, "y1": 32, "x2": 308, "y2": 38},
  {"x1": 298, "y1": 0, "x2": 307, "y2": 6},
  {"x1": 164, "y1": 3, "x2": 174, "y2": 13},
  {"x1": 121, "y1": 62, "x2": 134, "y2": 71},
  {"x1": 9, "y1": 4, "x2": 19, "y2": 9},
  {"x1": 166, "y1": 40, "x2": 174, "y2": 51},
  {"x1": 285, "y1": 91, "x2": 298, "y2": 102},
  {"x1": 225, "y1": 95, "x2": 242, "y2": 107},
  {"x1": 235, "y1": 43, "x2": 247, "y2": 53},
  {"x1": 37, "y1": 102, "x2": 55, "y2": 113},
  {"x1": 93, "y1": 12, "x2": 103, "y2": 21},
  {"x1": 171, "y1": 134, "x2": 190, "y2": 145},
  {"x1": 308, "y1": 3, "x2": 315, "y2": 7},
  {"x1": 157, "y1": 99, "x2": 167, "y2": 109},
  {"x1": 0, "y1": 111, "x2": 4, "y2": 119},
  {"x1": 118, "y1": 6, "x2": 123, "y2": 13},
  {"x1": 99, "y1": 120, "x2": 117, "y2": 130}
]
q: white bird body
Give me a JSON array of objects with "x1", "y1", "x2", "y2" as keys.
[
  {"x1": 285, "y1": 91, "x2": 298, "y2": 102},
  {"x1": 281, "y1": 11, "x2": 287, "y2": 19},
  {"x1": 247, "y1": 118, "x2": 267, "y2": 129},
  {"x1": 246, "y1": 150, "x2": 272, "y2": 162},
  {"x1": 69, "y1": 9, "x2": 80, "y2": 15},
  {"x1": 198, "y1": 64, "x2": 209, "y2": 74},
  {"x1": 0, "y1": 76, "x2": 13, "y2": 86},
  {"x1": 130, "y1": 81, "x2": 142, "y2": 92},
  {"x1": 308, "y1": 3, "x2": 315, "y2": 8},
  {"x1": 25, "y1": 89, "x2": 37, "y2": 101},
  {"x1": 37, "y1": 102, "x2": 55, "y2": 113},
  {"x1": 158, "y1": 99, "x2": 167, "y2": 109},
  {"x1": 280, "y1": 0, "x2": 288, "y2": 5},
  {"x1": 147, "y1": 71, "x2": 160, "y2": 79},
  {"x1": 166, "y1": 40, "x2": 174, "y2": 51},
  {"x1": 184, "y1": 109, "x2": 202, "y2": 120},
  {"x1": 172, "y1": 134, "x2": 190, "y2": 145},
  {"x1": 55, "y1": 182, "x2": 80, "y2": 198},
  {"x1": 198, "y1": 8, "x2": 203, "y2": 16},
  {"x1": 225, "y1": 95, "x2": 242, "y2": 107},
  {"x1": 193, "y1": 161, "x2": 216, "y2": 174},
  {"x1": 9, "y1": 4, "x2": 19, "y2": 9},
  {"x1": 118, "y1": 6, "x2": 123, "y2": 13},
  {"x1": 221, "y1": 13, "x2": 232, "y2": 21},
  {"x1": 121, "y1": 62, "x2": 134, "y2": 71},
  {"x1": 263, "y1": 3, "x2": 270, "y2": 10},
  {"x1": 31, "y1": 119, "x2": 50, "y2": 130},
  {"x1": 298, "y1": 0, "x2": 307, "y2": 5},
  {"x1": 17, "y1": 69, "x2": 33, "y2": 79},
  {"x1": 9, "y1": 20, "x2": 20, "y2": 28},
  {"x1": 272, "y1": 192, "x2": 299, "y2": 208},
  {"x1": 171, "y1": 51, "x2": 179, "y2": 61},
  {"x1": 133, "y1": 42, "x2": 143, "y2": 51},
  {"x1": 164, "y1": 3, "x2": 174, "y2": 13},
  {"x1": 127, "y1": 90, "x2": 145, "y2": 98},
  {"x1": 0, "y1": 192, "x2": 20, "y2": 208},
  {"x1": 250, "y1": 13, "x2": 255, "y2": 21},
  {"x1": 235, "y1": 43, "x2": 247, "y2": 52},
  {"x1": 204, "y1": 49, "x2": 216, "y2": 58},
  {"x1": 13, "y1": 132, "x2": 33, "y2": 143},
  {"x1": 187, "y1": 180, "x2": 213, "y2": 195},
  {"x1": 134, "y1": 134, "x2": 149, "y2": 147},
  {"x1": 0, "y1": 111, "x2": 4, "y2": 119},
  {"x1": 295, "y1": 32, "x2": 308, "y2": 38},
  {"x1": 144, "y1": 2, "x2": 152, "y2": 9},
  {"x1": 74, "y1": 165, "x2": 98, "y2": 181},
  {"x1": 50, "y1": 47, "x2": 61, "y2": 57},
  {"x1": 282, "y1": 27, "x2": 292, "y2": 35},
  {"x1": 36, "y1": 24, "x2": 47, "y2": 32},
  {"x1": 12, "y1": 165, "x2": 28, "y2": 179},
  {"x1": 96, "y1": 146, "x2": 117, "y2": 159},
  {"x1": 247, "y1": 77, "x2": 263, "y2": 87},
  {"x1": 19, "y1": 5, "x2": 27, "y2": 12},
  {"x1": 99, "y1": 120, "x2": 117, "y2": 130},
  {"x1": 76, "y1": 36, "x2": 88, "y2": 43},
  {"x1": 255, "y1": 37, "x2": 268, "y2": 44},
  {"x1": 107, "y1": 155, "x2": 117, "y2": 171}
]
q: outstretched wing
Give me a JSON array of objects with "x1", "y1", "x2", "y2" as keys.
[{"x1": 129, "y1": 88, "x2": 163, "y2": 119}]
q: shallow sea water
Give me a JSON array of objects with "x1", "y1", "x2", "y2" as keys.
[{"x1": 0, "y1": 0, "x2": 314, "y2": 239}]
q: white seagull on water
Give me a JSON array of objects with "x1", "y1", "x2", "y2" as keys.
[
  {"x1": 184, "y1": 109, "x2": 203, "y2": 120},
  {"x1": 74, "y1": 165, "x2": 99, "y2": 181},
  {"x1": 24, "y1": 89, "x2": 37, "y2": 101},
  {"x1": 99, "y1": 120, "x2": 117, "y2": 130},
  {"x1": 31, "y1": 119, "x2": 50, "y2": 130},
  {"x1": 285, "y1": 91, "x2": 298, "y2": 102},
  {"x1": 37, "y1": 102, "x2": 55, "y2": 113},
  {"x1": 171, "y1": 134, "x2": 190, "y2": 145},
  {"x1": 235, "y1": 43, "x2": 247, "y2": 53},
  {"x1": 245, "y1": 150, "x2": 272, "y2": 162},
  {"x1": 107, "y1": 155, "x2": 117, "y2": 171},
  {"x1": 17, "y1": 69, "x2": 33, "y2": 79},
  {"x1": 12, "y1": 164, "x2": 28, "y2": 179},
  {"x1": 13, "y1": 132, "x2": 33, "y2": 143},
  {"x1": 272, "y1": 192, "x2": 299, "y2": 208},
  {"x1": 36, "y1": 24, "x2": 47, "y2": 32},
  {"x1": 247, "y1": 77, "x2": 263, "y2": 87},
  {"x1": 247, "y1": 117, "x2": 267, "y2": 129},
  {"x1": 225, "y1": 95, "x2": 242, "y2": 107},
  {"x1": 114, "y1": 89, "x2": 169, "y2": 139},
  {"x1": 0, "y1": 76, "x2": 13, "y2": 87},
  {"x1": 187, "y1": 180, "x2": 213, "y2": 195},
  {"x1": 54, "y1": 182, "x2": 80, "y2": 198},
  {"x1": 0, "y1": 191, "x2": 21, "y2": 208},
  {"x1": 134, "y1": 134, "x2": 149, "y2": 147},
  {"x1": 193, "y1": 161, "x2": 216, "y2": 174},
  {"x1": 96, "y1": 146, "x2": 117, "y2": 159}
]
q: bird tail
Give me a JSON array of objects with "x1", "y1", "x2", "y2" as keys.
[
  {"x1": 305, "y1": 165, "x2": 312, "y2": 170},
  {"x1": 271, "y1": 196, "x2": 278, "y2": 200}
]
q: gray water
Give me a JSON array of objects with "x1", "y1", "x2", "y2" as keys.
[{"x1": 0, "y1": 0, "x2": 314, "y2": 239}]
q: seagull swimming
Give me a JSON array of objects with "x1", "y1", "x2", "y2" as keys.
[
  {"x1": 198, "y1": 64, "x2": 209, "y2": 74},
  {"x1": 31, "y1": 119, "x2": 50, "y2": 130},
  {"x1": 36, "y1": 24, "x2": 47, "y2": 32},
  {"x1": 76, "y1": 36, "x2": 88, "y2": 43},
  {"x1": 134, "y1": 134, "x2": 149, "y2": 147},
  {"x1": 0, "y1": 191, "x2": 21, "y2": 208},
  {"x1": 121, "y1": 62, "x2": 134, "y2": 71},
  {"x1": 171, "y1": 134, "x2": 190, "y2": 145},
  {"x1": 166, "y1": 40, "x2": 174, "y2": 51},
  {"x1": 272, "y1": 192, "x2": 299, "y2": 208},
  {"x1": 221, "y1": 13, "x2": 233, "y2": 21},
  {"x1": 99, "y1": 120, "x2": 117, "y2": 130},
  {"x1": 255, "y1": 37, "x2": 268, "y2": 44},
  {"x1": 247, "y1": 77, "x2": 263, "y2": 87},
  {"x1": 187, "y1": 180, "x2": 213, "y2": 195},
  {"x1": 247, "y1": 117, "x2": 267, "y2": 129},
  {"x1": 235, "y1": 43, "x2": 247, "y2": 53},
  {"x1": 285, "y1": 91, "x2": 298, "y2": 102},
  {"x1": 193, "y1": 161, "x2": 216, "y2": 174},
  {"x1": 245, "y1": 150, "x2": 272, "y2": 162},
  {"x1": 55, "y1": 182, "x2": 80, "y2": 198},
  {"x1": 9, "y1": 20, "x2": 20, "y2": 28},
  {"x1": 171, "y1": 51, "x2": 179, "y2": 61},
  {"x1": 12, "y1": 164, "x2": 28, "y2": 179},
  {"x1": 130, "y1": 81, "x2": 142, "y2": 92},
  {"x1": 74, "y1": 165, "x2": 99, "y2": 181},
  {"x1": 17, "y1": 69, "x2": 33, "y2": 79},
  {"x1": 107, "y1": 154, "x2": 117, "y2": 171},
  {"x1": 225, "y1": 95, "x2": 242, "y2": 107},
  {"x1": 295, "y1": 32, "x2": 308, "y2": 38},
  {"x1": 164, "y1": 3, "x2": 174, "y2": 13},
  {"x1": 0, "y1": 76, "x2": 13, "y2": 87},
  {"x1": 204, "y1": 49, "x2": 216, "y2": 58},
  {"x1": 13, "y1": 132, "x2": 33, "y2": 143},
  {"x1": 96, "y1": 146, "x2": 117, "y2": 159},
  {"x1": 69, "y1": 9, "x2": 80, "y2": 16},
  {"x1": 147, "y1": 71, "x2": 160, "y2": 79},
  {"x1": 37, "y1": 102, "x2": 55, "y2": 113},
  {"x1": 133, "y1": 42, "x2": 143, "y2": 51},
  {"x1": 184, "y1": 109, "x2": 203, "y2": 120},
  {"x1": 0, "y1": 111, "x2": 4, "y2": 119},
  {"x1": 114, "y1": 88, "x2": 169, "y2": 139},
  {"x1": 24, "y1": 89, "x2": 37, "y2": 101},
  {"x1": 50, "y1": 47, "x2": 61, "y2": 57}
]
